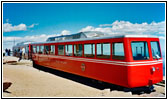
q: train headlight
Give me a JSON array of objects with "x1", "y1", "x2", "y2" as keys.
[{"x1": 152, "y1": 67, "x2": 156, "y2": 72}]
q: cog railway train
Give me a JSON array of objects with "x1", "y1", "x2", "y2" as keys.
[{"x1": 13, "y1": 32, "x2": 163, "y2": 88}]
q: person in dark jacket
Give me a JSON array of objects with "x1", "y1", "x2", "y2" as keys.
[
  {"x1": 5, "y1": 48, "x2": 8, "y2": 56},
  {"x1": 18, "y1": 49, "x2": 22, "y2": 61},
  {"x1": 8, "y1": 49, "x2": 11, "y2": 56}
]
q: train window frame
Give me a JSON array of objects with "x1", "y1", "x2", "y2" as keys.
[
  {"x1": 131, "y1": 41, "x2": 150, "y2": 60},
  {"x1": 65, "y1": 45, "x2": 73, "y2": 56},
  {"x1": 96, "y1": 43, "x2": 111, "y2": 59},
  {"x1": 58, "y1": 45, "x2": 65, "y2": 56},
  {"x1": 150, "y1": 41, "x2": 161, "y2": 59},
  {"x1": 40, "y1": 45, "x2": 44, "y2": 54},
  {"x1": 84, "y1": 44, "x2": 95, "y2": 58},
  {"x1": 74, "y1": 44, "x2": 83, "y2": 57},
  {"x1": 33, "y1": 46, "x2": 36, "y2": 54},
  {"x1": 37, "y1": 46, "x2": 40, "y2": 54},
  {"x1": 50, "y1": 45, "x2": 55, "y2": 55},
  {"x1": 112, "y1": 42, "x2": 125, "y2": 60},
  {"x1": 44, "y1": 45, "x2": 50, "y2": 55}
]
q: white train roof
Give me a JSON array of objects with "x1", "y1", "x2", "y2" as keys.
[
  {"x1": 46, "y1": 31, "x2": 106, "y2": 42},
  {"x1": 31, "y1": 31, "x2": 158, "y2": 45}
]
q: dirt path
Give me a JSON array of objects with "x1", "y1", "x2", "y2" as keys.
[{"x1": 3, "y1": 64, "x2": 103, "y2": 97}]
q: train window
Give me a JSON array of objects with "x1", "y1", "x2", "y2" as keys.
[
  {"x1": 84, "y1": 44, "x2": 95, "y2": 58},
  {"x1": 74, "y1": 44, "x2": 83, "y2": 57},
  {"x1": 65, "y1": 45, "x2": 73, "y2": 56},
  {"x1": 131, "y1": 42, "x2": 149, "y2": 60},
  {"x1": 50, "y1": 45, "x2": 55, "y2": 55},
  {"x1": 97, "y1": 43, "x2": 110, "y2": 59},
  {"x1": 112, "y1": 43, "x2": 125, "y2": 60},
  {"x1": 58, "y1": 45, "x2": 64, "y2": 55},
  {"x1": 37, "y1": 46, "x2": 40, "y2": 54},
  {"x1": 40, "y1": 45, "x2": 44, "y2": 54},
  {"x1": 33, "y1": 46, "x2": 36, "y2": 53},
  {"x1": 150, "y1": 41, "x2": 161, "y2": 59},
  {"x1": 44, "y1": 45, "x2": 50, "y2": 54}
]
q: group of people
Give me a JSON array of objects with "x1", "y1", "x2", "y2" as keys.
[
  {"x1": 5, "y1": 48, "x2": 11, "y2": 56},
  {"x1": 13, "y1": 47, "x2": 26, "y2": 61},
  {"x1": 4, "y1": 47, "x2": 26, "y2": 61}
]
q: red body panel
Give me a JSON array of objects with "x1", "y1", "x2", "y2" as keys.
[
  {"x1": 35, "y1": 55, "x2": 129, "y2": 87},
  {"x1": 31, "y1": 37, "x2": 163, "y2": 88},
  {"x1": 127, "y1": 63, "x2": 163, "y2": 88}
]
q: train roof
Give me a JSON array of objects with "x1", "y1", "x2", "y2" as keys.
[
  {"x1": 46, "y1": 31, "x2": 106, "y2": 42},
  {"x1": 13, "y1": 41, "x2": 35, "y2": 48},
  {"x1": 31, "y1": 32, "x2": 158, "y2": 45}
]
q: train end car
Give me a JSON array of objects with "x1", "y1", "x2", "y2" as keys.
[
  {"x1": 12, "y1": 41, "x2": 34, "y2": 59},
  {"x1": 125, "y1": 36, "x2": 163, "y2": 88}
]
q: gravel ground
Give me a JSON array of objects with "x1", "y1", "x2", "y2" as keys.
[{"x1": 2, "y1": 56, "x2": 165, "y2": 98}]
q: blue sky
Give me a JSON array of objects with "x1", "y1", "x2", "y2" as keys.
[{"x1": 3, "y1": 3, "x2": 165, "y2": 53}]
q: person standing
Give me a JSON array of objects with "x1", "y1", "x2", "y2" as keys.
[
  {"x1": 18, "y1": 48, "x2": 22, "y2": 61},
  {"x1": 8, "y1": 49, "x2": 11, "y2": 56},
  {"x1": 5, "y1": 48, "x2": 8, "y2": 56},
  {"x1": 22, "y1": 47, "x2": 25, "y2": 59}
]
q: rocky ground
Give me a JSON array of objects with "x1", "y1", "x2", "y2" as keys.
[{"x1": 2, "y1": 56, "x2": 165, "y2": 98}]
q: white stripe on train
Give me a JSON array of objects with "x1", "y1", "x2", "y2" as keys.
[{"x1": 35, "y1": 54, "x2": 163, "y2": 66}]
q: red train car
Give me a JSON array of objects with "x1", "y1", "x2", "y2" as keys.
[{"x1": 30, "y1": 33, "x2": 163, "y2": 88}]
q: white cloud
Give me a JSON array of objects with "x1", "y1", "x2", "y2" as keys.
[
  {"x1": 3, "y1": 30, "x2": 71, "y2": 44},
  {"x1": 159, "y1": 36, "x2": 165, "y2": 40},
  {"x1": 80, "y1": 26, "x2": 95, "y2": 32},
  {"x1": 61, "y1": 30, "x2": 71, "y2": 35},
  {"x1": 3, "y1": 34, "x2": 55, "y2": 50},
  {"x1": 80, "y1": 20, "x2": 166, "y2": 55},
  {"x1": 20, "y1": 34, "x2": 57, "y2": 42},
  {"x1": 3, "y1": 23, "x2": 39, "y2": 32},
  {"x1": 28, "y1": 23, "x2": 39, "y2": 28},
  {"x1": 3, "y1": 23, "x2": 27, "y2": 32},
  {"x1": 80, "y1": 20, "x2": 165, "y2": 36},
  {"x1": 3, "y1": 36, "x2": 22, "y2": 41},
  {"x1": 3, "y1": 30, "x2": 72, "y2": 50},
  {"x1": 3, "y1": 34, "x2": 50, "y2": 43}
]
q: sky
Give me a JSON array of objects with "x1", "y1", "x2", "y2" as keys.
[{"x1": 3, "y1": 3, "x2": 166, "y2": 54}]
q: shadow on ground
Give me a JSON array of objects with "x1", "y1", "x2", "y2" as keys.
[
  {"x1": 33, "y1": 65, "x2": 155, "y2": 95},
  {"x1": 3, "y1": 91, "x2": 11, "y2": 94}
]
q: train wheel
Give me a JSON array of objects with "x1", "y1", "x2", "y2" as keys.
[
  {"x1": 130, "y1": 85, "x2": 155, "y2": 94},
  {"x1": 146, "y1": 85, "x2": 154, "y2": 93}
]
